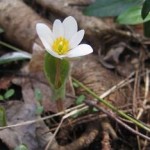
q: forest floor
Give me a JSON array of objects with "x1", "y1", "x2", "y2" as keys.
[{"x1": 0, "y1": 0, "x2": 150, "y2": 150}]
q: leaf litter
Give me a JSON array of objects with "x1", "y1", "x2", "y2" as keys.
[{"x1": 0, "y1": 0, "x2": 150, "y2": 149}]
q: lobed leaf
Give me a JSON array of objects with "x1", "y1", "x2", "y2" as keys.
[
  {"x1": 84, "y1": 0, "x2": 141, "y2": 17},
  {"x1": 117, "y1": 6, "x2": 150, "y2": 25},
  {"x1": 44, "y1": 53, "x2": 70, "y2": 100}
]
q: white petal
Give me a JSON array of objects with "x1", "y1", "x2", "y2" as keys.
[
  {"x1": 67, "y1": 44, "x2": 93, "y2": 58},
  {"x1": 37, "y1": 37, "x2": 51, "y2": 51},
  {"x1": 53, "y1": 19, "x2": 64, "y2": 38},
  {"x1": 45, "y1": 46, "x2": 62, "y2": 58},
  {"x1": 36, "y1": 23, "x2": 53, "y2": 49},
  {"x1": 63, "y1": 16, "x2": 77, "y2": 40},
  {"x1": 70, "y1": 30, "x2": 85, "y2": 49}
]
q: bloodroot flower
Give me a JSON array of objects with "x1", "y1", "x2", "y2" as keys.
[{"x1": 36, "y1": 16, "x2": 93, "y2": 59}]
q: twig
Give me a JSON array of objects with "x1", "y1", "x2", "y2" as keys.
[
  {"x1": 45, "y1": 106, "x2": 89, "y2": 150},
  {"x1": 132, "y1": 69, "x2": 139, "y2": 115},
  {"x1": 0, "y1": 71, "x2": 134, "y2": 130},
  {"x1": 0, "y1": 103, "x2": 85, "y2": 130},
  {"x1": 99, "y1": 72, "x2": 135, "y2": 99},
  {"x1": 137, "y1": 69, "x2": 150, "y2": 119},
  {"x1": 85, "y1": 100, "x2": 150, "y2": 141},
  {"x1": 49, "y1": 113, "x2": 107, "y2": 132},
  {"x1": 72, "y1": 77, "x2": 150, "y2": 132},
  {"x1": 0, "y1": 71, "x2": 146, "y2": 132}
]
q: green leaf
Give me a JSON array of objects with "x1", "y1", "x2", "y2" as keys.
[
  {"x1": 0, "y1": 106, "x2": 7, "y2": 127},
  {"x1": 44, "y1": 53, "x2": 70, "y2": 86},
  {"x1": 15, "y1": 144, "x2": 28, "y2": 150},
  {"x1": 117, "y1": 6, "x2": 150, "y2": 25},
  {"x1": 44, "y1": 53, "x2": 70, "y2": 100},
  {"x1": 0, "y1": 95, "x2": 4, "y2": 100},
  {"x1": 34, "y1": 88, "x2": 43, "y2": 102},
  {"x1": 141, "y1": 0, "x2": 150, "y2": 19},
  {"x1": 144, "y1": 21, "x2": 150, "y2": 37},
  {"x1": 0, "y1": 52, "x2": 31, "y2": 65},
  {"x1": 75, "y1": 95, "x2": 85, "y2": 105},
  {"x1": 4, "y1": 89, "x2": 15, "y2": 99},
  {"x1": 84, "y1": 0, "x2": 141, "y2": 17}
]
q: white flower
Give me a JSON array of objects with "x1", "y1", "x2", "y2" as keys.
[{"x1": 36, "y1": 16, "x2": 93, "y2": 59}]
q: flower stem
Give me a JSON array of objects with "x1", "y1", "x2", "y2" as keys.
[
  {"x1": 56, "y1": 98, "x2": 64, "y2": 112},
  {"x1": 55, "y1": 59, "x2": 61, "y2": 88},
  {"x1": 55, "y1": 59, "x2": 63, "y2": 111}
]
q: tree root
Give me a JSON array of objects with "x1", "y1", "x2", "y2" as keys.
[{"x1": 50, "y1": 120, "x2": 100, "y2": 150}]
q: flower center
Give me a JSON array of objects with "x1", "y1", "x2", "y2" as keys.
[{"x1": 52, "y1": 37, "x2": 70, "y2": 55}]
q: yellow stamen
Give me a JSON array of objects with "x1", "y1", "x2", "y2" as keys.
[{"x1": 52, "y1": 37, "x2": 70, "y2": 55}]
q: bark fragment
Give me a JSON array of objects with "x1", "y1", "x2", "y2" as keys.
[{"x1": 0, "y1": 0, "x2": 51, "y2": 52}]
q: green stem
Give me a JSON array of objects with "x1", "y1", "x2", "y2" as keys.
[
  {"x1": 72, "y1": 77, "x2": 150, "y2": 132},
  {"x1": 55, "y1": 59, "x2": 61, "y2": 88},
  {"x1": 55, "y1": 59, "x2": 63, "y2": 111}
]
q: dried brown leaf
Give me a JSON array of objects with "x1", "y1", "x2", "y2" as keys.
[{"x1": 0, "y1": 78, "x2": 53, "y2": 149}]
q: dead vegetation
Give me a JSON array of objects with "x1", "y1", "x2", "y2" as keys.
[{"x1": 0, "y1": 0, "x2": 150, "y2": 149}]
